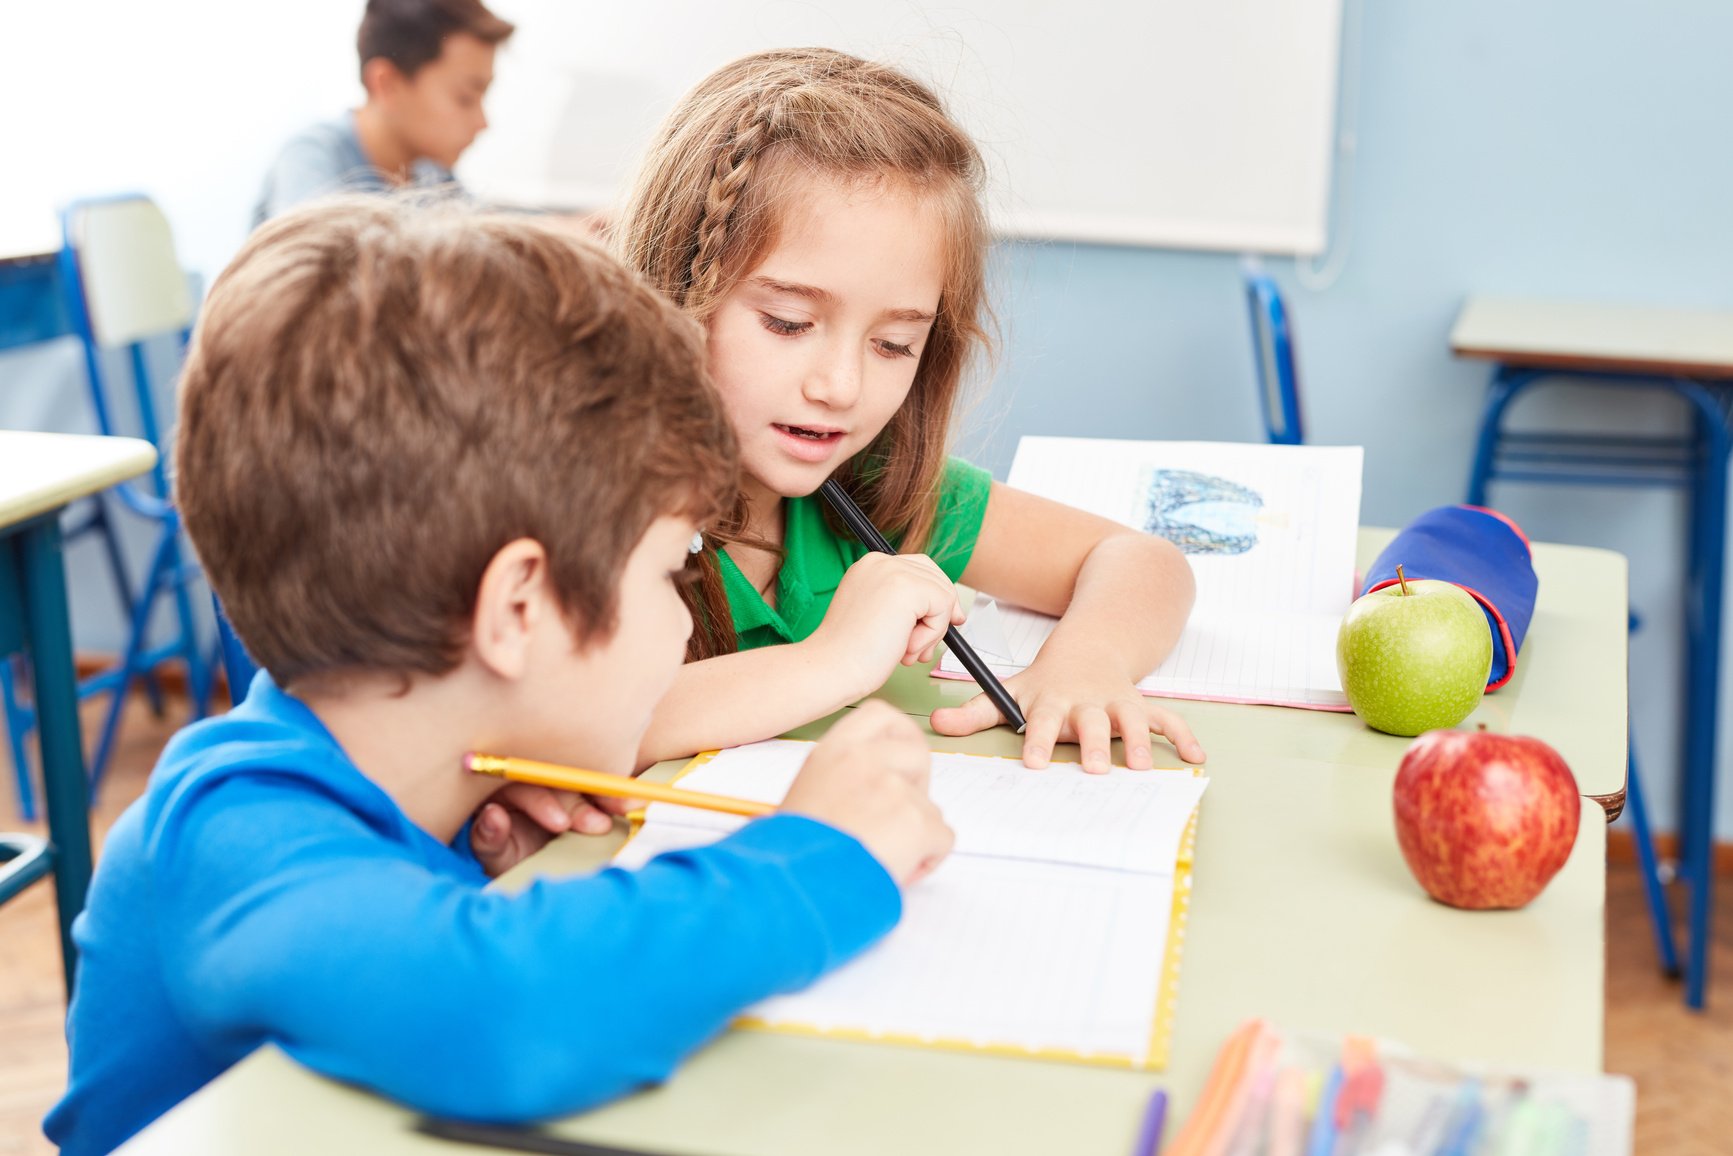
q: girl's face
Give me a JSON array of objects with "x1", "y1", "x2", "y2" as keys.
[{"x1": 705, "y1": 175, "x2": 946, "y2": 502}]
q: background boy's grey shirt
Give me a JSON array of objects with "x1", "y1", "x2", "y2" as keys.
[{"x1": 251, "y1": 112, "x2": 460, "y2": 228}]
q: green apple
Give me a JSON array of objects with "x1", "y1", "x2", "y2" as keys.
[{"x1": 1336, "y1": 568, "x2": 1493, "y2": 736}]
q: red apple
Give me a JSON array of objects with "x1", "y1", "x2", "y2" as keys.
[{"x1": 1392, "y1": 729, "x2": 1581, "y2": 910}]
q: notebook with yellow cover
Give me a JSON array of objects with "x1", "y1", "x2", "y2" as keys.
[{"x1": 613, "y1": 738, "x2": 1208, "y2": 1070}]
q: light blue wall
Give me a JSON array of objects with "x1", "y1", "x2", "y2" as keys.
[{"x1": 957, "y1": 0, "x2": 1733, "y2": 838}]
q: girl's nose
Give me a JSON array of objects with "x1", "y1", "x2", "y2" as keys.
[{"x1": 802, "y1": 342, "x2": 862, "y2": 409}]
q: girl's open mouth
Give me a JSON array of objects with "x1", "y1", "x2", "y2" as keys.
[
  {"x1": 772, "y1": 423, "x2": 847, "y2": 463},
  {"x1": 774, "y1": 423, "x2": 844, "y2": 442}
]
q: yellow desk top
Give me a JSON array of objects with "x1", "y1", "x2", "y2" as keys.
[
  {"x1": 117, "y1": 529, "x2": 1620, "y2": 1156},
  {"x1": 0, "y1": 431, "x2": 157, "y2": 529}
]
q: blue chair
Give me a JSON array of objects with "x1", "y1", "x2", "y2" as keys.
[
  {"x1": 1, "y1": 196, "x2": 217, "y2": 812},
  {"x1": 1242, "y1": 265, "x2": 1304, "y2": 445}
]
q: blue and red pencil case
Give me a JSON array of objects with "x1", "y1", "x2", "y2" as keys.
[{"x1": 1361, "y1": 505, "x2": 1538, "y2": 692}]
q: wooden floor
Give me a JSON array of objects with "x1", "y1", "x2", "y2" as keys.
[{"x1": 2, "y1": 695, "x2": 1731, "y2": 1154}]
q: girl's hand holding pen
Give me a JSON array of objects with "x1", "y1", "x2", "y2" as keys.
[{"x1": 806, "y1": 552, "x2": 966, "y2": 697}]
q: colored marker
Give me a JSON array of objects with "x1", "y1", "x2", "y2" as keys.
[{"x1": 1132, "y1": 1088, "x2": 1169, "y2": 1156}]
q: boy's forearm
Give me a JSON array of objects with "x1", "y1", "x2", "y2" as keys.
[
  {"x1": 635, "y1": 643, "x2": 869, "y2": 769},
  {"x1": 1041, "y1": 533, "x2": 1195, "y2": 678},
  {"x1": 421, "y1": 818, "x2": 899, "y2": 1119},
  {"x1": 173, "y1": 814, "x2": 897, "y2": 1124}
]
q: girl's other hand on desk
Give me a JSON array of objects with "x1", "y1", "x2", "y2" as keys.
[{"x1": 930, "y1": 654, "x2": 1207, "y2": 773}]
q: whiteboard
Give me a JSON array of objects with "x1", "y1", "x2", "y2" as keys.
[{"x1": 459, "y1": 0, "x2": 1344, "y2": 255}]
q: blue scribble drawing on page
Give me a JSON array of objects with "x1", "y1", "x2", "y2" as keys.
[{"x1": 1138, "y1": 469, "x2": 1264, "y2": 556}]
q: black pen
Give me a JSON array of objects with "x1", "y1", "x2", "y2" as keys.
[
  {"x1": 415, "y1": 1115, "x2": 675, "y2": 1155},
  {"x1": 818, "y1": 478, "x2": 1027, "y2": 733}
]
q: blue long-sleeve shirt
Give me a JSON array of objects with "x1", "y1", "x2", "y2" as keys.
[{"x1": 46, "y1": 675, "x2": 899, "y2": 1155}]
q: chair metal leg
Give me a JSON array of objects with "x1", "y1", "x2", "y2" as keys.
[
  {"x1": 85, "y1": 497, "x2": 166, "y2": 718},
  {"x1": 162, "y1": 525, "x2": 213, "y2": 720},
  {"x1": 86, "y1": 533, "x2": 168, "y2": 796},
  {"x1": 1679, "y1": 384, "x2": 1728, "y2": 1010},
  {"x1": 1624, "y1": 739, "x2": 1682, "y2": 977},
  {"x1": 1464, "y1": 366, "x2": 1536, "y2": 507},
  {"x1": 0, "y1": 658, "x2": 36, "y2": 821}
]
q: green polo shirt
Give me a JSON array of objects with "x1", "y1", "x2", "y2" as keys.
[{"x1": 721, "y1": 458, "x2": 993, "y2": 650}]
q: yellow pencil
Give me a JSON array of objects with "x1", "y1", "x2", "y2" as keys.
[{"x1": 464, "y1": 753, "x2": 775, "y2": 819}]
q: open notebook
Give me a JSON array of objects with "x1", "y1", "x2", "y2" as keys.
[
  {"x1": 615, "y1": 738, "x2": 1209, "y2": 1069},
  {"x1": 938, "y1": 437, "x2": 1364, "y2": 710}
]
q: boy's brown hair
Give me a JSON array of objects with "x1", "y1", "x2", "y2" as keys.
[
  {"x1": 176, "y1": 197, "x2": 736, "y2": 688},
  {"x1": 357, "y1": 0, "x2": 515, "y2": 81}
]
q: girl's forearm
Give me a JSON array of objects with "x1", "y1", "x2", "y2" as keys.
[
  {"x1": 634, "y1": 640, "x2": 869, "y2": 770},
  {"x1": 1040, "y1": 533, "x2": 1195, "y2": 679}
]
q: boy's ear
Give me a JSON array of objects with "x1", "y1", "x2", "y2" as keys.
[
  {"x1": 471, "y1": 538, "x2": 554, "y2": 681},
  {"x1": 361, "y1": 57, "x2": 406, "y2": 100}
]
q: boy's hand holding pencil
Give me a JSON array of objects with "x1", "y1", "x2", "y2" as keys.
[
  {"x1": 466, "y1": 701, "x2": 953, "y2": 887},
  {"x1": 781, "y1": 701, "x2": 955, "y2": 888}
]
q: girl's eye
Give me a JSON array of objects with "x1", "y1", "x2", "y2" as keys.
[
  {"x1": 759, "y1": 313, "x2": 812, "y2": 337},
  {"x1": 875, "y1": 339, "x2": 917, "y2": 359}
]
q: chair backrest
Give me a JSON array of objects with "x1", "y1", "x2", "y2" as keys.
[
  {"x1": 61, "y1": 197, "x2": 194, "y2": 348},
  {"x1": 1242, "y1": 266, "x2": 1305, "y2": 445},
  {"x1": 58, "y1": 195, "x2": 192, "y2": 508}
]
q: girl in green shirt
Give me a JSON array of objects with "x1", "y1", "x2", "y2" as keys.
[{"x1": 615, "y1": 48, "x2": 1206, "y2": 775}]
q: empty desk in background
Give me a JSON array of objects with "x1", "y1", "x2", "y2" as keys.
[
  {"x1": 115, "y1": 529, "x2": 1623, "y2": 1156},
  {"x1": 0, "y1": 431, "x2": 158, "y2": 993},
  {"x1": 1453, "y1": 295, "x2": 1733, "y2": 1009}
]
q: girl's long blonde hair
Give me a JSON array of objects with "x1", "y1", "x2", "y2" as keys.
[{"x1": 616, "y1": 47, "x2": 994, "y2": 659}]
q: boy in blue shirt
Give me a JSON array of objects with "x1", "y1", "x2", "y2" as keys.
[
  {"x1": 252, "y1": 0, "x2": 513, "y2": 227},
  {"x1": 46, "y1": 198, "x2": 953, "y2": 1155}
]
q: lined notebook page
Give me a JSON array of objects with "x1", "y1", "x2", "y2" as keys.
[
  {"x1": 626, "y1": 740, "x2": 1206, "y2": 875},
  {"x1": 939, "y1": 438, "x2": 1363, "y2": 710},
  {"x1": 614, "y1": 739, "x2": 1208, "y2": 1066},
  {"x1": 749, "y1": 858, "x2": 1174, "y2": 1058}
]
